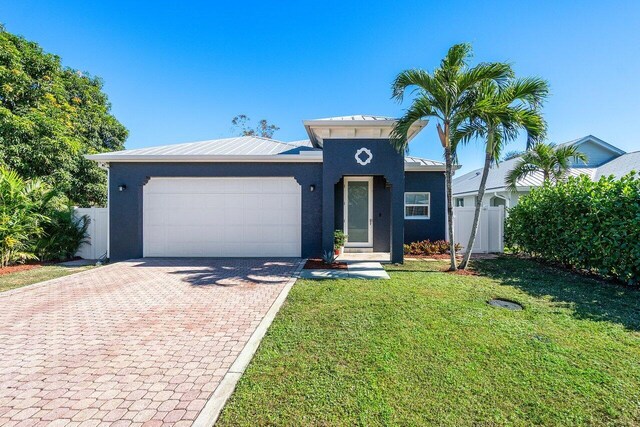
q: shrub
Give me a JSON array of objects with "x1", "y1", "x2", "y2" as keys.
[
  {"x1": 506, "y1": 173, "x2": 640, "y2": 284},
  {"x1": 0, "y1": 167, "x2": 90, "y2": 267},
  {"x1": 404, "y1": 239, "x2": 461, "y2": 256},
  {"x1": 0, "y1": 167, "x2": 55, "y2": 267},
  {"x1": 36, "y1": 207, "x2": 90, "y2": 262}
]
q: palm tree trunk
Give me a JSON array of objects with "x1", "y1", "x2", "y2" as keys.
[
  {"x1": 459, "y1": 132, "x2": 493, "y2": 269},
  {"x1": 444, "y1": 145, "x2": 457, "y2": 271}
]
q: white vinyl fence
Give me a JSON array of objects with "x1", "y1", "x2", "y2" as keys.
[
  {"x1": 453, "y1": 206, "x2": 504, "y2": 253},
  {"x1": 74, "y1": 207, "x2": 108, "y2": 260}
]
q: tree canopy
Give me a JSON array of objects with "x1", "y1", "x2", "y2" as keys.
[
  {"x1": 0, "y1": 25, "x2": 127, "y2": 206},
  {"x1": 231, "y1": 114, "x2": 279, "y2": 138}
]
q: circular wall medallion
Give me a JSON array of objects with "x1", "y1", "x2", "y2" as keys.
[{"x1": 355, "y1": 147, "x2": 373, "y2": 166}]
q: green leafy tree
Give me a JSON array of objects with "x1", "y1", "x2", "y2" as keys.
[
  {"x1": 390, "y1": 43, "x2": 512, "y2": 270},
  {"x1": 0, "y1": 25, "x2": 128, "y2": 206},
  {"x1": 231, "y1": 114, "x2": 279, "y2": 138},
  {"x1": 455, "y1": 77, "x2": 549, "y2": 269},
  {"x1": 506, "y1": 142, "x2": 588, "y2": 191}
]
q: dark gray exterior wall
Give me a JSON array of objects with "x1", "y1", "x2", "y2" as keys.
[
  {"x1": 107, "y1": 162, "x2": 323, "y2": 261},
  {"x1": 334, "y1": 176, "x2": 391, "y2": 252},
  {"x1": 404, "y1": 171, "x2": 447, "y2": 243},
  {"x1": 322, "y1": 139, "x2": 404, "y2": 263}
]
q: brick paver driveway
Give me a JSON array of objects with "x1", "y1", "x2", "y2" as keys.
[{"x1": 0, "y1": 258, "x2": 301, "y2": 426}]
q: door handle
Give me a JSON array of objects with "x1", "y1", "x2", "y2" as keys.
[{"x1": 369, "y1": 218, "x2": 372, "y2": 225}]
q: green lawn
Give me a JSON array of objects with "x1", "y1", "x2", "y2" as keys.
[
  {"x1": 218, "y1": 257, "x2": 640, "y2": 426},
  {"x1": 0, "y1": 264, "x2": 96, "y2": 293}
]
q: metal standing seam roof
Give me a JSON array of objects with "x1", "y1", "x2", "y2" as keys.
[
  {"x1": 404, "y1": 155, "x2": 446, "y2": 168},
  {"x1": 86, "y1": 135, "x2": 446, "y2": 170},
  {"x1": 90, "y1": 136, "x2": 319, "y2": 158},
  {"x1": 313, "y1": 115, "x2": 396, "y2": 121},
  {"x1": 286, "y1": 139, "x2": 314, "y2": 147},
  {"x1": 452, "y1": 156, "x2": 598, "y2": 195},
  {"x1": 594, "y1": 151, "x2": 640, "y2": 179},
  {"x1": 452, "y1": 135, "x2": 636, "y2": 196}
]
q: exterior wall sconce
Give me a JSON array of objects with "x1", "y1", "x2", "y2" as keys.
[
  {"x1": 309, "y1": 184, "x2": 316, "y2": 192},
  {"x1": 118, "y1": 184, "x2": 127, "y2": 192}
]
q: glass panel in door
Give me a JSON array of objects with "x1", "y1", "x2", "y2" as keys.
[{"x1": 347, "y1": 181, "x2": 369, "y2": 243}]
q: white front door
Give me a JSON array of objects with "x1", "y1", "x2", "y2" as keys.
[
  {"x1": 143, "y1": 177, "x2": 301, "y2": 257},
  {"x1": 343, "y1": 177, "x2": 373, "y2": 247}
]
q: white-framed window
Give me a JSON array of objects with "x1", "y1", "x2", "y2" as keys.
[
  {"x1": 455, "y1": 198, "x2": 464, "y2": 207},
  {"x1": 404, "y1": 192, "x2": 430, "y2": 219}
]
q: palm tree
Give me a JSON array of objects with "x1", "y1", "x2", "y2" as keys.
[
  {"x1": 455, "y1": 78, "x2": 549, "y2": 270},
  {"x1": 505, "y1": 142, "x2": 588, "y2": 191},
  {"x1": 390, "y1": 43, "x2": 512, "y2": 271}
]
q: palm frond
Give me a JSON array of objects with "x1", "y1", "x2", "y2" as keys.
[
  {"x1": 391, "y1": 69, "x2": 441, "y2": 102},
  {"x1": 500, "y1": 77, "x2": 549, "y2": 107},
  {"x1": 457, "y1": 62, "x2": 513, "y2": 93},
  {"x1": 441, "y1": 43, "x2": 473, "y2": 74},
  {"x1": 390, "y1": 97, "x2": 436, "y2": 152},
  {"x1": 506, "y1": 160, "x2": 539, "y2": 192},
  {"x1": 556, "y1": 145, "x2": 589, "y2": 166}
]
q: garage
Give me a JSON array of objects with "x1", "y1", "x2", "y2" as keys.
[{"x1": 143, "y1": 177, "x2": 301, "y2": 257}]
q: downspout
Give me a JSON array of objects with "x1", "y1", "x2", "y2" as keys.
[{"x1": 98, "y1": 162, "x2": 110, "y2": 260}]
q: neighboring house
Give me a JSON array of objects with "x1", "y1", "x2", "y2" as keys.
[
  {"x1": 452, "y1": 135, "x2": 636, "y2": 209},
  {"x1": 87, "y1": 115, "x2": 449, "y2": 263}
]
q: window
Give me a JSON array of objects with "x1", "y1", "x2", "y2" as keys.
[
  {"x1": 490, "y1": 196, "x2": 506, "y2": 207},
  {"x1": 405, "y1": 192, "x2": 430, "y2": 219},
  {"x1": 455, "y1": 198, "x2": 464, "y2": 207}
]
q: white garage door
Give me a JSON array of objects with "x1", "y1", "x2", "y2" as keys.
[{"x1": 143, "y1": 177, "x2": 301, "y2": 257}]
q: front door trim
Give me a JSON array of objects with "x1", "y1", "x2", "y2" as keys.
[{"x1": 343, "y1": 176, "x2": 373, "y2": 248}]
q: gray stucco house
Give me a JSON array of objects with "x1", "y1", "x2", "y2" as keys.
[{"x1": 88, "y1": 115, "x2": 447, "y2": 263}]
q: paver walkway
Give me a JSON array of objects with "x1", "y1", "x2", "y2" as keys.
[{"x1": 0, "y1": 258, "x2": 300, "y2": 426}]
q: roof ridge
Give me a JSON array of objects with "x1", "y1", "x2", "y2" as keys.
[{"x1": 249, "y1": 135, "x2": 301, "y2": 147}]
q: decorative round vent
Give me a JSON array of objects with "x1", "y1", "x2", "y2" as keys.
[{"x1": 488, "y1": 299, "x2": 523, "y2": 310}]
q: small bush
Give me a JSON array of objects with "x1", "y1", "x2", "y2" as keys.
[
  {"x1": 0, "y1": 167, "x2": 91, "y2": 267},
  {"x1": 36, "y1": 207, "x2": 90, "y2": 262},
  {"x1": 0, "y1": 167, "x2": 55, "y2": 267},
  {"x1": 334, "y1": 230, "x2": 347, "y2": 248},
  {"x1": 506, "y1": 173, "x2": 640, "y2": 284},
  {"x1": 404, "y1": 239, "x2": 461, "y2": 256}
]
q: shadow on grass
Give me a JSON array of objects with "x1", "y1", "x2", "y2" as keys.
[{"x1": 472, "y1": 256, "x2": 640, "y2": 331}]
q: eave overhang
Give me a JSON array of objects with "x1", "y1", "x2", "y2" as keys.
[{"x1": 303, "y1": 119, "x2": 428, "y2": 148}]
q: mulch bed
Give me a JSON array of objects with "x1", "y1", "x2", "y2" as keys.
[
  {"x1": 0, "y1": 257, "x2": 83, "y2": 276},
  {"x1": 405, "y1": 253, "x2": 461, "y2": 260},
  {"x1": 0, "y1": 263, "x2": 44, "y2": 276},
  {"x1": 304, "y1": 258, "x2": 348, "y2": 270}
]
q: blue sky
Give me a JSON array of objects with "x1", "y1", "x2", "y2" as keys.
[{"x1": 3, "y1": 0, "x2": 640, "y2": 173}]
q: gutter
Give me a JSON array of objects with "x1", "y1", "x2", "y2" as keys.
[
  {"x1": 85, "y1": 154, "x2": 324, "y2": 163},
  {"x1": 453, "y1": 186, "x2": 530, "y2": 197}
]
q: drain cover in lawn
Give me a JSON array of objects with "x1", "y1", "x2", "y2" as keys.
[{"x1": 488, "y1": 299, "x2": 523, "y2": 310}]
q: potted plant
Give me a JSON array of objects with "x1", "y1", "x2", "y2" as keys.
[{"x1": 334, "y1": 230, "x2": 347, "y2": 255}]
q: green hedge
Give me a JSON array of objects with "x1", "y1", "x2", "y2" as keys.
[{"x1": 506, "y1": 173, "x2": 640, "y2": 285}]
